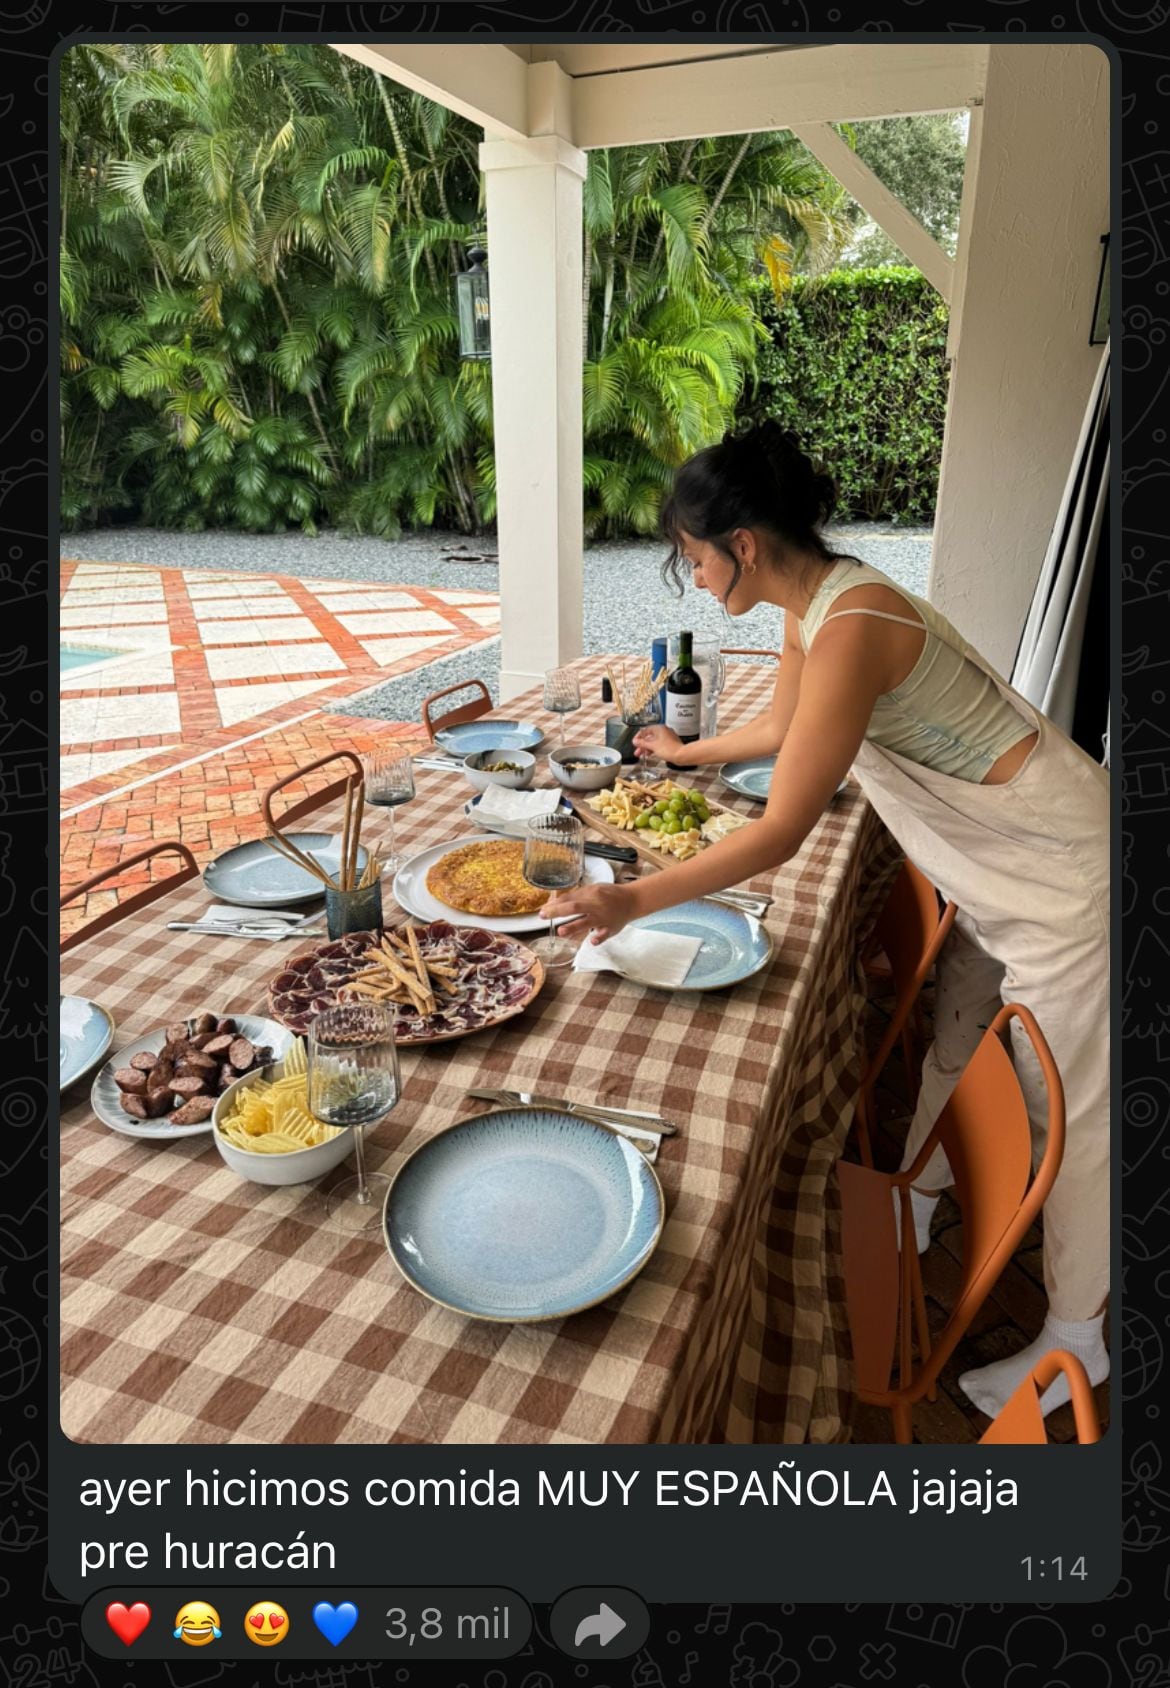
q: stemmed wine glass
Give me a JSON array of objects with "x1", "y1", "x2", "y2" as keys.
[
  {"x1": 543, "y1": 667, "x2": 581, "y2": 750},
  {"x1": 523, "y1": 813, "x2": 585, "y2": 969},
  {"x1": 309, "y1": 1002, "x2": 401, "y2": 1232},
  {"x1": 364, "y1": 750, "x2": 415, "y2": 876},
  {"x1": 627, "y1": 691, "x2": 663, "y2": 787}
]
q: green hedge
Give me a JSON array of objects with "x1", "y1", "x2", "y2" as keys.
[{"x1": 739, "y1": 267, "x2": 950, "y2": 525}]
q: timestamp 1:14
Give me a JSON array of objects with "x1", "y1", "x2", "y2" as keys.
[{"x1": 1021, "y1": 1556, "x2": 1087, "y2": 1580}]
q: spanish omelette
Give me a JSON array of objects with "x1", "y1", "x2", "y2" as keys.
[{"x1": 425, "y1": 839, "x2": 547, "y2": 918}]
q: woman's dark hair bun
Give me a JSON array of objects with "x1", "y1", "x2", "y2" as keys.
[
  {"x1": 659, "y1": 420, "x2": 842, "y2": 594},
  {"x1": 723, "y1": 420, "x2": 836, "y2": 528}
]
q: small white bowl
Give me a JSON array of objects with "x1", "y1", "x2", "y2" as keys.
[
  {"x1": 461, "y1": 748, "x2": 536, "y2": 792},
  {"x1": 548, "y1": 744, "x2": 622, "y2": 793},
  {"x1": 212, "y1": 1065, "x2": 358, "y2": 1186}
]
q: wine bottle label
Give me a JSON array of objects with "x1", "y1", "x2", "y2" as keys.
[{"x1": 666, "y1": 692, "x2": 702, "y2": 738}]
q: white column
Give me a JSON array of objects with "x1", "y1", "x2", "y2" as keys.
[
  {"x1": 479, "y1": 134, "x2": 586, "y2": 701},
  {"x1": 930, "y1": 44, "x2": 1109, "y2": 671}
]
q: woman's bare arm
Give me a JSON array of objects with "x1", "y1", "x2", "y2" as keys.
[{"x1": 635, "y1": 617, "x2": 807, "y2": 767}]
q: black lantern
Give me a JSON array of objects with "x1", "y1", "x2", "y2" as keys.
[{"x1": 456, "y1": 244, "x2": 491, "y2": 361}]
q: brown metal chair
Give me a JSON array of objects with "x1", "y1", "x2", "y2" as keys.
[
  {"x1": 60, "y1": 840, "x2": 200, "y2": 954},
  {"x1": 721, "y1": 647, "x2": 782, "y2": 662},
  {"x1": 979, "y1": 1351, "x2": 1101, "y2": 1445},
  {"x1": 838, "y1": 1002, "x2": 1065, "y2": 1444},
  {"x1": 260, "y1": 749, "x2": 365, "y2": 832},
  {"x1": 855, "y1": 862, "x2": 957, "y2": 1167},
  {"x1": 422, "y1": 678, "x2": 493, "y2": 741}
]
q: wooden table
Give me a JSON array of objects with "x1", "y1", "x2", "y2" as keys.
[{"x1": 60, "y1": 657, "x2": 899, "y2": 1445}]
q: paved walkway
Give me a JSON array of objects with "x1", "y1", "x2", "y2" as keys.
[{"x1": 59, "y1": 558, "x2": 499, "y2": 937}]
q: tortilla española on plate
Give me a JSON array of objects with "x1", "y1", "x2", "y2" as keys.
[{"x1": 425, "y1": 839, "x2": 547, "y2": 918}]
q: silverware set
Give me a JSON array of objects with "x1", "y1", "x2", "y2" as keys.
[
  {"x1": 705, "y1": 888, "x2": 773, "y2": 919},
  {"x1": 466, "y1": 1087, "x2": 675, "y2": 1162},
  {"x1": 167, "y1": 908, "x2": 322, "y2": 941}
]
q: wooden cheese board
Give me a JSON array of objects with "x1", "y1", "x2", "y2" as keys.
[{"x1": 562, "y1": 773, "x2": 750, "y2": 875}]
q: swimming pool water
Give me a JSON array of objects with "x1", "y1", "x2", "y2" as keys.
[{"x1": 60, "y1": 644, "x2": 131, "y2": 672}]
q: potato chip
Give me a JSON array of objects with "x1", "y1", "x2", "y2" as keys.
[{"x1": 215, "y1": 1039, "x2": 340, "y2": 1155}]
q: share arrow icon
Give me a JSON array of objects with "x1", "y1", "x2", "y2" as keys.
[{"x1": 574, "y1": 1603, "x2": 627, "y2": 1648}]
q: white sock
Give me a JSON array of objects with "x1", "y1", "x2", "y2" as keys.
[
  {"x1": 891, "y1": 1186, "x2": 940, "y2": 1254},
  {"x1": 959, "y1": 1313, "x2": 1109, "y2": 1419}
]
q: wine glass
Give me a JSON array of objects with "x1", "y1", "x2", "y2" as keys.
[
  {"x1": 523, "y1": 813, "x2": 585, "y2": 969},
  {"x1": 543, "y1": 667, "x2": 581, "y2": 749},
  {"x1": 627, "y1": 692, "x2": 663, "y2": 787},
  {"x1": 309, "y1": 1002, "x2": 400, "y2": 1231},
  {"x1": 364, "y1": 750, "x2": 415, "y2": 876}
]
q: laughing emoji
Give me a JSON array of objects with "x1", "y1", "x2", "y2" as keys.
[{"x1": 174, "y1": 1601, "x2": 222, "y2": 1646}]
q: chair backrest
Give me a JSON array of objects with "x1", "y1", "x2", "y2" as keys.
[
  {"x1": 721, "y1": 647, "x2": 782, "y2": 663},
  {"x1": 422, "y1": 678, "x2": 492, "y2": 740},
  {"x1": 61, "y1": 840, "x2": 200, "y2": 953},
  {"x1": 979, "y1": 1351, "x2": 1101, "y2": 1445},
  {"x1": 897, "y1": 1003, "x2": 1066, "y2": 1391},
  {"x1": 261, "y1": 750, "x2": 365, "y2": 832},
  {"x1": 863, "y1": 862, "x2": 956, "y2": 1086}
]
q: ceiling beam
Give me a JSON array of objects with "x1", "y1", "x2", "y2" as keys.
[
  {"x1": 788, "y1": 120, "x2": 955, "y2": 300},
  {"x1": 330, "y1": 43, "x2": 530, "y2": 140},
  {"x1": 572, "y1": 43, "x2": 987, "y2": 150}
]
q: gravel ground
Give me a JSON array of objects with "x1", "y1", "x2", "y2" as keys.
[{"x1": 62, "y1": 523, "x2": 933, "y2": 723}]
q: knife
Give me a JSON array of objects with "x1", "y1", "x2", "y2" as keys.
[
  {"x1": 584, "y1": 840, "x2": 639, "y2": 865},
  {"x1": 466, "y1": 1087, "x2": 676, "y2": 1136}
]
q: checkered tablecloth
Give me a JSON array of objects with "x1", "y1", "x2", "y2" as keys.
[{"x1": 60, "y1": 657, "x2": 900, "y2": 1445}]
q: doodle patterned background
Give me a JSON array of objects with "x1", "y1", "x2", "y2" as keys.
[{"x1": 8, "y1": 0, "x2": 1166, "y2": 1680}]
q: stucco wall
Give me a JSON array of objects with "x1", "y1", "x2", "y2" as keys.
[{"x1": 930, "y1": 44, "x2": 1110, "y2": 673}]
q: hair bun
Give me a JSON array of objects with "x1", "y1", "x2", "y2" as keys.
[{"x1": 743, "y1": 422, "x2": 836, "y2": 527}]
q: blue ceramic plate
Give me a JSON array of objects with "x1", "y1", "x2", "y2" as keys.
[
  {"x1": 435, "y1": 720, "x2": 544, "y2": 757},
  {"x1": 203, "y1": 834, "x2": 368, "y2": 908},
  {"x1": 60, "y1": 996, "x2": 115, "y2": 1093},
  {"x1": 719, "y1": 758, "x2": 850, "y2": 804},
  {"x1": 613, "y1": 899, "x2": 774, "y2": 992},
  {"x1": 384, "y1": 1107, "x2": 664, "y2": 1322},
  {"x1": 719, "y1": 755, "x2": 776, "y2": 802}
]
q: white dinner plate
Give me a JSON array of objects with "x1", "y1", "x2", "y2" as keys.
[{"x1": 392, "y1": 835, "x2": 615, "y2": 934}]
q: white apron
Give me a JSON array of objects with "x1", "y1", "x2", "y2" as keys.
[{"x1": 846, "y1": 632, "x2": 1110, "y2": 1322}]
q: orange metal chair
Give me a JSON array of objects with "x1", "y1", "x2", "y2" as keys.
[
  {"x1": 855, "y1": 862, "x2": 957, "y2": 1166},
  {"x1": 421, "y1": 678, "x2": 493, "y2": 741},
  {"x1": 261, "y1": 749, "x2": 365, "y2": 833},
  {"x1": 979, "y1": 1351, "x2": 1101, "y2": 1445},
  {"x1": 838, "y1": 1002, "x2": 1065, "y2": 1444},
  {"x1": 61, "y1": 840, "x2": 200, "y2": 954}
]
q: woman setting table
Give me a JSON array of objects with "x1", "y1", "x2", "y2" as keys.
[{"x1": 545, "y1": 421, "x2": 1110, "y2": 1420}]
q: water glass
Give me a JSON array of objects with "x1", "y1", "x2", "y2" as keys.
[
  {"x1": 543, "y1": 667, "x2": 581, "y2": 749},
  {"x1": 523, "y1": 813, "x2": 585, "y2": 969},
  {"x1": 626, "y1": 694, "x2": 663, "y2": 786},
  {"x1": 364, "y1": 750, "x2": 415, "y2": 875},
  {"x1": 308, "y1": 1003, "x2": 401, "y2": 1231}
]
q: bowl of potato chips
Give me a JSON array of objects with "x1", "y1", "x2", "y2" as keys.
[{"x1": 212, "y1": 1038, "x2": 357, "y2": 1185}]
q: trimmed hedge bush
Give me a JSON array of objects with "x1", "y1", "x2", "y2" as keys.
[{"x1": 739, "y1": 267, "x2": 950, "y2": 525}]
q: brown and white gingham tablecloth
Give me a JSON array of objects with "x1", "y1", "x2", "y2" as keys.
[{"x1": 60, "y1": 657, "x2": 900, "y2": 1446}]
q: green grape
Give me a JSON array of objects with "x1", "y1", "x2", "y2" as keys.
[
  {"x1": 669, "y1": 794, "x2": 686, "y2": 812},
  {"x1": 695, "y1": 801, "x2": 710, "y2": 821},
  {"x1": 688, "y1": 790, "x2": 704, "y2": 804},
  {"x1": 663, "y1": 817, "x2": 682, "y2": 835},
  {"x1": 648, "y1": 814, "x2": 663, "y2": 830},
  {"x1": 634, "y1": 812, "x2": 651, "y2": 829},
  {"x1": 653, "y1": 800, "x2": 669, "y2": 816}
]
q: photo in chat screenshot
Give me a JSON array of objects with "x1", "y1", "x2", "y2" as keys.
[{"x1": 11, "y1": 2, "x2": 1164, "y2": 1677}]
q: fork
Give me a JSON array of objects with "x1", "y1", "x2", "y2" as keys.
[{"x1": 466, "y1": 1088, "x2": 664, "y2": 1158}]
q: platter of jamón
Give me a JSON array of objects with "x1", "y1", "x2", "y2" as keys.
[{"x1": 266, "y1": 924, "x2": 545, "y2": 1045}]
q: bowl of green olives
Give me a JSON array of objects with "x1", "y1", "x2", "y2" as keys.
[
  {"x1": 634, "y1": 787, "x2": 713, "y2": 838},
  {"x1": 461, "y1": 748, "x2": 536, "y2": 791}
]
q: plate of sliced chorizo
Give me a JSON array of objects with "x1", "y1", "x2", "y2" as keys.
[{"x1": 91, "y1": 1012, "x2": 293, "y2": 1139}]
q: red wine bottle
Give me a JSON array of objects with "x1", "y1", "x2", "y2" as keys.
[{"x1": 664, "y1": 630, "x2": 702, "y2": 768}]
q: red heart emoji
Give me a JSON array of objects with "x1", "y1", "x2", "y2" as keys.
[
  {"x1": 106, "y1": 1602, "x2": 151, "y2": 1647},
  {"x1": 250, "y1": 1613, "x2": 265, "y2": 1628},
  {"x1": 269, "y1": 1614, "x2": 285, "y2": 1629}
]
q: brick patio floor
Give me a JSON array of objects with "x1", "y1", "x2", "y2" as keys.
[{"x1": 59, "y1": 557, "x2": 499, "y2": 938}]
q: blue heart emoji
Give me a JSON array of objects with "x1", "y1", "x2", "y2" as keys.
[{"x1": 312, "y1": 1602, "x2": 358, "y2": 1647}]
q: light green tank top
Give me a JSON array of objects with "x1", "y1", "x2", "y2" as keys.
[{"x1": 797, "y1": 559, "x2": 1035, "y2": 783}]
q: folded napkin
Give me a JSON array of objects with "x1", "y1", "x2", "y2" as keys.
[
  {"x1": 573, "y1": 926, "x2": 703, "y2": 988},
  {"x1": 473, "y1": 785, "x2": 564, "y2": 826}
]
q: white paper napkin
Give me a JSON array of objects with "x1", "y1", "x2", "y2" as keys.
[
  {"x1": 573, "y1": 926, "x2": 703, "y2": 988},
  {"x1": 473, "y1": 785, "x2": 564, "y2": 826}
]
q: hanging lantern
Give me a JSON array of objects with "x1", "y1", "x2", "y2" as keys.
[{"x1": 456, "y1": 244, "x2": 491, "y2": 361}]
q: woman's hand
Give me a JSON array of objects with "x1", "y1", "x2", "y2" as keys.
[
  {"x1": 633, "y1": 724, "x2": 683, "y2": 761},
  {"x1": 541, "y1": 881, "x2": 637, "y2": 944}
]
